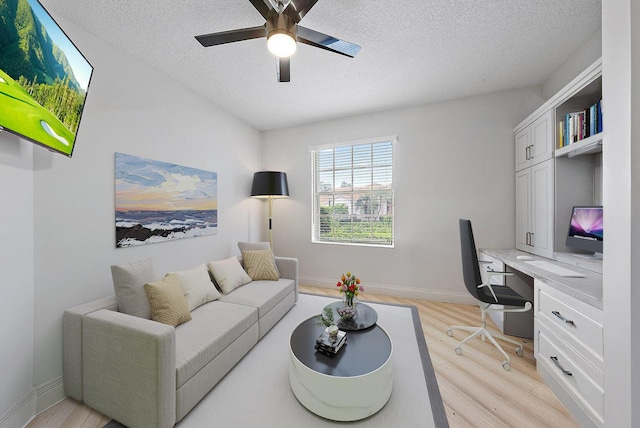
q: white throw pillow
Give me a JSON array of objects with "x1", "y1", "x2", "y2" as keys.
[
  {"x1": 207, "y1": 257, "x2": 252, "y2": 294},
  {"x1": 111, "y1": 258, "x2": 156, "y2": 319},
  {"x1": 168, "y1": 264, "x2": 220, "y2": 311}
]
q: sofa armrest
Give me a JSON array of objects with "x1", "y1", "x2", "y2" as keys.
[
  {"x1": 275, "y1": 257, "x2": 299, "y2": 301},
  {"x1": 83, "y1": 309, "x2": 176, "y2": 428},
  {"x1": 63, "y1": 295, "x2": 118, "y2": 401}
]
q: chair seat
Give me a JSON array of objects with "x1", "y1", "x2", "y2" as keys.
[{"x1": 478, "y1": 284, "x2": 530, "y2": 307}]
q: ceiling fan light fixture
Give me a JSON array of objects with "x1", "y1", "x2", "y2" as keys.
[
  {"x1": 266, "y1": 12, "x2": 297, "y2": 58},
  {"x1": 195, "y1": 0, "x2": 362, "y2": 81},
  {"x1": 267, "y1": 31, "x2": 296, "y2": 57}
]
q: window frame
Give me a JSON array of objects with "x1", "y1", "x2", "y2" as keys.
[{"x1": 310, "y1": 137, "x2": 396, "y2": 248}]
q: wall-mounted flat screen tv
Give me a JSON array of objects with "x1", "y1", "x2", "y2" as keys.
[{"x1": 0, "y1": 0, "x2": 93, "y2": 157}]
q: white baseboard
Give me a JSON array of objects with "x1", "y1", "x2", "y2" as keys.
[
  {"x1": 0, "y1": 377, "x2": 66, "y2": 428},
  {"x1": 0, "y1": 390, "x2": 36, "y2": 428},
  {"x1": 35, "y1": 377, "x2": 66, "y2": 413},
  {"x1": 300, "y1": 276, "x2": 477, "y2": 305}
]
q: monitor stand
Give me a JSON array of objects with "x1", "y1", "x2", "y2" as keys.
[{"x1": 574, "y1": 252, "x2": 603, "y2": 260}]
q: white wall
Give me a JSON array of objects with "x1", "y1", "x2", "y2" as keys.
[
  {"x1": 262, "y1": 87, "x2": 543, "y2": 301},
  {"x1": 543, "y1": 30, "x2": 602, "y2": 101},
  {"x1": 602, "y1": 1, "x2": 640, "y2": 426},
  {"x1": 0, "y1": 138, "x2": 35, "y2": 426},
  {"x1": 0, "y1": 12, "x2": 263, "y2": 424}
]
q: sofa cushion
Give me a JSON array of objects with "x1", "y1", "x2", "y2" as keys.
[
  {"x1": 144, "y1": 274, "x2": 192, "y2": 327},
  {"x1": 111, "y1": 258, "x2": 156, "y2": 319},
  {"x1": 207, "y1": 257, "x2": 252, "y2": 294},
  {"x1": 218, "y1": 278, "x2": 294, "y2": 319},
  {"x1": 242, "y1": 250, "x2": 280, "y2": 281},
  {"x1": 174, "y1": 301, "x2": 258, "y2": 388},
  {"x1": 168, "y1": 264, "x2": 220, "y2": 311}
]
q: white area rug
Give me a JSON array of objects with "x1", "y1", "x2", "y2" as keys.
[{"x1": 176, "y1": 293, "x2": 446, "y2": 427}]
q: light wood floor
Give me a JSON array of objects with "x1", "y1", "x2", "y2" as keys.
[{"x1": 26, "y1": 285, "x2": 578, "y2": 428}]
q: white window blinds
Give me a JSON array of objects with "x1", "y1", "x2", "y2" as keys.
[{"x1": 311, "y1": 138, "x2": 394, "y2": 246}]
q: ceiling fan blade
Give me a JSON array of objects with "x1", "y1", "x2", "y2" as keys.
[
  {"x1": 248, "y1": 0, "x2": 272, "y2": 19},
  {"x1": 195, "y1": 25, "x2": 266, "y2": 47},
  {"x1": 297, "y1": 26, "x2": 361, "y2": 58},
  {"x1": 277, "y1": 57, "x2": 291, "y2": 82},
  {"x1": 283, "y1": 0, "x2": 320, "y2": 23}
]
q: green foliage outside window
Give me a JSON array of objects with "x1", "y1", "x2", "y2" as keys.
[{"x1": 319, "y1": 203, "x2": 392, "y2": 244}]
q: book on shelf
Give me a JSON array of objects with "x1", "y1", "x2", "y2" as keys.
[
  {"x1": 557, "y1": 99, "x2": 603, "y2": 148},
  {"x1": 597, "y1": 99, "x2": 603, "y2": 133},
  {"x1": 315, "y1": 328, "x2": 347, "y2": 356}
]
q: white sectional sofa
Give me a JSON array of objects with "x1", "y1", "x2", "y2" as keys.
[{"x1": 63, "y1": 255, "x2": 298, "y2": 428}]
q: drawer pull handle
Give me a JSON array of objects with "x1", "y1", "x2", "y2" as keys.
[
  {"x1": 550, "y1": 356, "x2": 573, "y2": 376},
  {"x1": 551, "y1": 310, "x2": 575, "y2": 325}
]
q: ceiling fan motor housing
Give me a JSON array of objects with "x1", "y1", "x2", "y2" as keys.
[{"x1": 267, "y1": 12, "x2": 296, "y2": 42}]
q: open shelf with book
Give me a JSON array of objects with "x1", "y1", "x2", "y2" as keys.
[
  {"x1": 555, "y1": 73, "x2": 602, "y2": 155},
  {"x1": 555, "y1": 132, "x2": 603, "y2": 158}
]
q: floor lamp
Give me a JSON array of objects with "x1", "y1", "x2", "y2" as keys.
[{"x1": 251, "y1": 171, "x2": 289, "y2": 249}]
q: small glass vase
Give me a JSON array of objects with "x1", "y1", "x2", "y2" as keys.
[{"x1": 343, "y1": 294, "x2": 358, "y2": 310}]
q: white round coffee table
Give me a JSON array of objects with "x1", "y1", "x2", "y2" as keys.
[{"x1": 288, "y1": 314, "x2": 393, "y2": 421}]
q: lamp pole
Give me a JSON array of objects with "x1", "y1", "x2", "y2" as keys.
[{"x1": 268, "y1": 195, "x2": 274, "y2": 249}]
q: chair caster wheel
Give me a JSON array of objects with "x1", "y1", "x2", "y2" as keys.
[
  {"x1": 516, "y1": 348, "x2": 524, "y2": 357},
  {"x1": 447, "y1": 329, "x2": 453, "y2": 337},
  {"x1": 455, "y1": 347, "x2": 462, "y2": 355},
  {"x1": 502, "y1": 361, "x2": 511, "y2": 371}
]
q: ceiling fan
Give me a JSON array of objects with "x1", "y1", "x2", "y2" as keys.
[{"x1": 195, "y1": 0, "x2": 361, "y2": 82}]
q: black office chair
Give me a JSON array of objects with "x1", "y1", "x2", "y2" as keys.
[{"x1": 447, "y1": 219, "x2": 532, "y2": 370}]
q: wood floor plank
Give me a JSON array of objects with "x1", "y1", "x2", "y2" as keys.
[
  {"x1": 27, "y1": 285, "x2": 577, "y2": 428},
  {"x1": 436, "y1": 371, "x2": 511, "y2": 428}
]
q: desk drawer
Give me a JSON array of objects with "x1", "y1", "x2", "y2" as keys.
[
  {"x1": 537, "y1": 285, "x2": 603, "y2": 358},
  {"x1": 479, "y1": 255, "x2": 505, "y2": 286},
  {"x1": 537, "y1": 328, "x2": 603, "y2": 424}
]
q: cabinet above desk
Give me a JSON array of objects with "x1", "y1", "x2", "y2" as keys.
[{"x1": 481, "y1": 249, "x2": 603, "y2": 310}]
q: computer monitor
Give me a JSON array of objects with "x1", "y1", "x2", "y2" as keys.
[{"x1": 566, "y1": 206, "x2": 603, "y2": 258}]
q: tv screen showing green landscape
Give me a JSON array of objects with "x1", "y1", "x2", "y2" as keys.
[{"x1": 0, "y1": 0, "x2": 93, "y2": 157}]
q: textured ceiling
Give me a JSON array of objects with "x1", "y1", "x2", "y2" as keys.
[{"x1": 42, "y1": 0, "x2": 601, "y2": 131}]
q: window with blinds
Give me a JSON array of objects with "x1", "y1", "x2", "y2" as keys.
[{"x1": 311, "y1": 138, "x2": 394, "y2": 247}]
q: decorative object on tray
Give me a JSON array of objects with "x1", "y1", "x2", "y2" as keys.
[
  {"x1": 337, "y1": 272, "x2": 363, "y2": 312},
  {"x1": 323, "y1": 302, "x2": 379, "y2": 331},
  {"x1": 315, "y1": 327, "x2": 347, "y2": 356},
  {"x1": 315, "y1": 306, "x2": 338, "y2": 333},
  {"x1": 337, "y1": 306, "x2": 357, "y2": 320}
]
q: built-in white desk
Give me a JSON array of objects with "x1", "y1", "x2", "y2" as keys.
[
  {"x1": 481, "y1": 248, "x2": 603, "y2": 310},
  {"x1": 480, "y1": 248, "x2": 603, "y2": 428}
]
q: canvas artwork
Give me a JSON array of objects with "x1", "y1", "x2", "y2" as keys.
[{"x1": 115, "y1": 152, "x2": 218, "y2": 247}]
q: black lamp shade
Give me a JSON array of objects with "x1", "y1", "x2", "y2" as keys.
[{"x1": 251, "y1": 171, "x2": 289, "y2": 198}]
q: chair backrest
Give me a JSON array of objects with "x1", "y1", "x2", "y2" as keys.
[{"x1": 459, "y1": 219, "x2": 484, "y2": 301}]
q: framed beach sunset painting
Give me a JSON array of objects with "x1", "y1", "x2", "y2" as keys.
[{"x1": 115, "y1": 153, "x2": 218, "y2": 247}]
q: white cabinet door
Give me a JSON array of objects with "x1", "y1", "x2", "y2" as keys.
[
  {"x1": 515, "y1": 110, "x2": 554, "y2": 172},
  {"x1": 530, "y1": 111, "x2": 554, "y2": 165},
  {"x1": 515, "y1": 127, "x2": 531, "y2": 172},
  {"x1": 515, "y1": 160, "x2": 554, "y2": 257},
  {"x1": 515, "y1": 169, "x2": 531, "y2": 251},
  {"x1": 531, "y1": 160, "x2": 554, "y2": 258}
]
